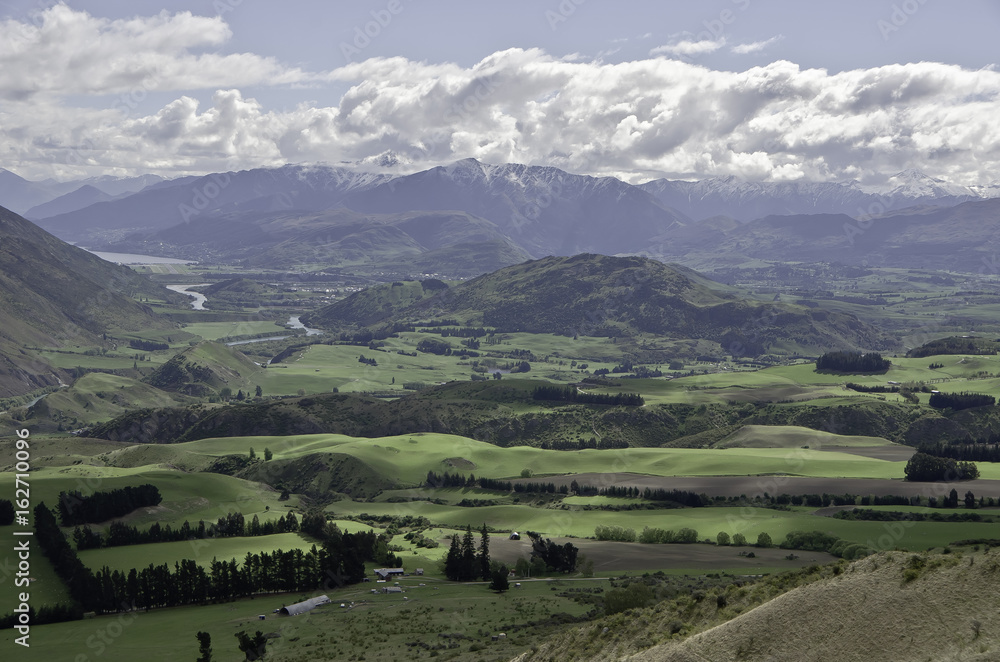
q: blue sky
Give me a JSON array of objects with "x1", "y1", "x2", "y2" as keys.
[{"x1": 1, "y1": 1, "x2": 998, "y2": 184}]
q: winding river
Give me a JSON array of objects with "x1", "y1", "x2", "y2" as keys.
[{"x1": 166, "y1": 284, "x2": 208, "y2": 310}]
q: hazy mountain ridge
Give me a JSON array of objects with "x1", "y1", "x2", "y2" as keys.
[
  {"x1": 640, "y1": 168, "x2": 992, "y2": 222},
  {"x1": 659, "y1": 198, "x2": 1000, "y2": 272}
]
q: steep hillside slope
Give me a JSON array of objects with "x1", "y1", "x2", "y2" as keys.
[
  {"x1": 520, "y1": 550, "x2": 1000, "y2": 662},
  {"x1": 0, "y1": 206, "x2": 177, "y2": 396}
]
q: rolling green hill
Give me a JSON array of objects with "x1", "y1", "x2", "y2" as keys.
[
  {"x1": 85, "y1": 379, "x2": 975, "y2": 450},
  {"x1": 145, "y1": 341, "x2": 261, "y2": 396},
  {"x1": 0, "y1": 205, "x2": 179, "y2": 397},
  {"x1": 304, "y1": 254, "x2": 894, "y2": 357}
]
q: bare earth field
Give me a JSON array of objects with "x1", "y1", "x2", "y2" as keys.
[{"x1": 486, "y1": 537, "x2": 837, "y2": 572}]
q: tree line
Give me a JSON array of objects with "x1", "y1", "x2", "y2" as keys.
[
  {"x1": 444, "y1": 524, "x2": 491, "y2": 581},
  {"x1": 72, "y1": 512, "x2": 301, "y2": 550},
  {"x1": 531, "y1": 385, "x2": 644, "y2": 406},
  {"x1": 425, "y1": 472, "x2": 706, "y2": 506},
  {"x1": 918, "y1": 441, "x2": 1000, "y2": 463},
  {"x1": 2, "y1": 504, "x2": 385, "y2": 626},
  {"x1": 57, "y1": 484, "x2": 162, "y2": 526}
]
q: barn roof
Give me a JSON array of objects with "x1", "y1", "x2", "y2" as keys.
[{"x1": 279, "y1": 595, "x2": 330, "y2": 616}]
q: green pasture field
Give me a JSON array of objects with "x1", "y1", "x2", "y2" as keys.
[
  {"x1": 182, "y1": 321, "x2": 290, "y2": 342},
  {"x1": 0, "y1": 466, "x2": 303, "y2": 532},
  {"x1": 35, "y1": 350, "x2": 166, "y2": 371},
  {"x1": 713, "y1": 425, "x2": 894, "y2": 449},
  {"x1": 176, "y1": 432, "x2": 910, "y2": 484},
  {"x1": 328, "y1": 499, "x2": 999, "y2": 552},
  {"x1": 0, "y1": 536, "x2": 71, "y2": 616},
  {"x1": 0, "y1": 575, "x2": 599, "y2": 662},
  {"x1": 77, "y1": 533, "x2": 318, "y2": 574},
  {"x1": 27, "y1": 373, "x2": 190, "y2": 426}
]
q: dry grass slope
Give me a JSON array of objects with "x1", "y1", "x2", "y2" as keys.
[{"x1": 517, "y1": 549, "x2": 1000, "y2": 662}]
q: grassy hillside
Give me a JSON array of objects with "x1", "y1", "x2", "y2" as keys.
[
  {"x1": 303, "y1": 278, "x2": 450, "y2": 328},
  {"x1": 87, "y1": 380, "x2": 951, "y2": 448},
  {"x1": 305, "y1": 254, "x2": 894, "y2": 357},
  {"x1": 145, "y1": 341, "x2": 261, "y2": 396},
  {"x1": 0, "y1": 206, "x2": 179, "y2": 396},
  {"x1": 519, "y1": 549, "x2": 1000, "y2": 662}
]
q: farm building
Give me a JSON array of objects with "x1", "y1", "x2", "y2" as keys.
[
  {"x1": 278, "y1": 595, "x2": 330, "y2": 616},
  {"x1": 509, "y1": 532, "x2": 520, "y2": 540},
  {"x1": 374, "y1": 568, "x2": 405, "y2": 580},
  {"x1": 382, "y1": 586, "x2": 404, "y2": 594}
]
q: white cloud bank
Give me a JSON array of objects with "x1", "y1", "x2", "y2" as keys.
[{"x1": 2, "y1": 6, "x2": 999, "y2": 185}]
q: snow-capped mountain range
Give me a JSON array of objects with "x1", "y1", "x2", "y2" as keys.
[
  {"x1": 638, "y1": 168, "x2": 1000, "y2": 221},
  {"x1": 5, "y1": 158, "x2": 999, "y2": 257}
]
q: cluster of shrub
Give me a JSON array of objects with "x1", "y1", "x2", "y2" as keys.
[
  {"x1": 904, "y1": 451, "x2": 979, "y2": 481},
  {"x1": 781, "y1": 530, "x2": 872, "y2": 560},
  {"x1": 531, "y1": 385, "x2": 644, "y2": 406},
  {"x1": 128, "y1": 339, "x2": 170, "y2": 351},
  {"x1": 834, "y1": 508, "x2": 984, "y2": 522},
  {"x1": 815, "y1": 351, "x2": 891, "y2": 373},
  {"x1": 72, "y1": 512, "x2": 302, "y2": 550},
  {"x1": 57, "y1": 484, "x2": 162, "y2": 527},
  {"x1": 358, "y1": 354, "x2": 377, "y2": 366}
]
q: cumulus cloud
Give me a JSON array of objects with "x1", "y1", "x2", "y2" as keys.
[
  {"x1": 1, "y1": 8, "x2": 998, "y2": 187},
  {"x1": 731, "y1": 35, "x2": 783, "y2": 55},
  {"x1": 0, "y1": 4, "x2": 310, "y2": 99}
]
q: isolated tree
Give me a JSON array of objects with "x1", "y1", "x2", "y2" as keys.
[
  {"x1": 514, "y1": 557, "x2": 531, "y2": 578},
  {"x1": 461, "y1": 525, "x2": 477, "y2": 581},
  {"x1": 732, "y1": 533, "x2": 748, "y2": 546},
  {"x1": 489, "y1": 567, "x2": 509, "y2": 593},
  {"x1": 219, "y1": 387, "x2": 232, "y2": 400},
  {"x1": 716, "y1": 531, "x2": 731, "y2": 546},
  {"x1": 196, "y1": 631, "x2": 213, "y2": 662},
  {"x1": 249, "y1": 447, "x2": 256, "y2": 461},
  {"x1": 966, "y1": 490, "x2": 977, "y2": 509},
  {"x1": 255, "y1": 385, "x2": 263, "y2": 398},
  {"x1": 755, "y1": 532, "x2": 773, "y2": 548},
  {"x1": 444, "y1": 535, "x2": 461, "y2": 581},
  {"x1": 264, "y1": 448, "x2": 273, "y2": 462},
  {"x1": 234, "y1": 630, "x2": 267, "y2": 661},
  {"x1": 479, "y1": 524, "x2": 491, "y2": 581},
  {"x1": 0, "y1": 499, "x2": 15, "y2": 526},
  {"x1": 236, "y1": 389, "x2": 245, "y2": 401}
]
